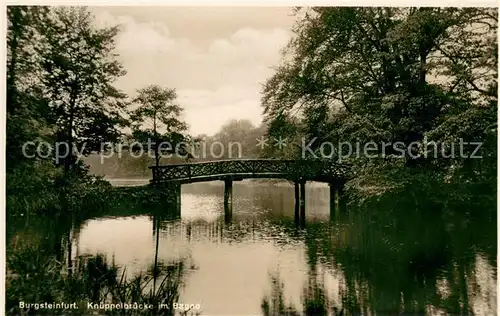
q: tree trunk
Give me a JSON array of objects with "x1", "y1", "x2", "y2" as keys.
[
  {"x1": 7, "y1": 8, "x2": 21, "y2": 114},
  {"x1": 153, "y1": 112, "x2": 160, "y2": 168},
  {"x1": 64, "y1": 91, "x2": 76, "y2": 177},
  {"x1": 154, "y1": 145, "x2": 160, "y2": 168}
]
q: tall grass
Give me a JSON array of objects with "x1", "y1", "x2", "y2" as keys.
[{"x1": 6, "y1": 246, "x2": 198, "y2": 316}]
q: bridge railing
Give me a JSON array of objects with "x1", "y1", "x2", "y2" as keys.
[{"x1": 150, "y1": 159, "x2": 350, "y2": 183}]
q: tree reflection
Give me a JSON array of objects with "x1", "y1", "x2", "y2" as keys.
[
  {"x1": 261, "y1": 270, "x2": 344, "y2": 316},
  {"x1": 261, "y1": 272, "x2": 300, "y2": 316},
  {"x1": 303, "y1": 187, "x2": 496, "y2": 315},
  {"x1": 259, "y1": 184, "x2": 496, "y2": 315}
]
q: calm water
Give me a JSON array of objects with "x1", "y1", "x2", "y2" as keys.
[{"x1": 9, "y1": 180, "x2": 497, "y2": 315}]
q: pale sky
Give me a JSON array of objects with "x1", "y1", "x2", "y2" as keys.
[{"x1": 91, "y1": 7, "x2": 296, "y2": 136}]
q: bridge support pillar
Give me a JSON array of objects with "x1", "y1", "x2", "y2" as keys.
[
  {"x1": 224, "y1": 179, "x2": 233, "y2": 216},
  {"x1": 294, "y1": 180, "x2": 306, "y2": 226},
  {"x1": 294, "y1": 181, "x2": 307, "y2": 225},
  {"x1": 294, "y1": 182, "x2": 300, "y2": 222},
  {"x1": 299, "y1": 181, "x2": 306, "y2": 223}
]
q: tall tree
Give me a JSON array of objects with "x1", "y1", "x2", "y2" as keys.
[
  {"x1": 131, "y1": 85, "x2": 188, "y2": 167},
  {"x1": 6, "y1": 6, "x2": 51, "y2": 169},
  {"x1": 262, "y1": 7, "x2": 497, "y2": 181},
  {"x1": 38, "y1": 7, "x2": 128, "y2": 176}
]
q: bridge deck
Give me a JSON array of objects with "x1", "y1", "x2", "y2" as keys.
[{"x1": 150, "y1": 159, "x2": 350, "y2": 184}]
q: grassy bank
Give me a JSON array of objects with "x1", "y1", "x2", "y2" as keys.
[{"x1": 6, "y1": 246, "x2": 197, "y2": 316}]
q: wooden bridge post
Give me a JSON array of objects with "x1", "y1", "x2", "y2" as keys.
[
  {"x1": 294, "y1": 181, "x2": 300, "y2": 223},
  {"x1": 224, "y1": 179, "x2": 233, "y2": 216},
  {"x1": 299, "y1": 180, "x2": 306, "y2": 224}
]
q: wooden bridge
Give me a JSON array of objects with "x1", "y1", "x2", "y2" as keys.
[
  {"x1": 150, "y1": 159, "x2": 351, "y2": 222},
  {"x1": 150, "y1": 159, "x2": 350, "y2": 184}
]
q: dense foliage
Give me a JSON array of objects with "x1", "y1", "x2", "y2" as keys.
[
  {"x1": 130, "y1": 85, "x2": 189, "y2": 167},
  {"x1": 262, "y1": 7, "x2": 497, "y2": 194},
  {"x1": 5, "y1": 7, "x2": 498, "y2": 315},
  {"x1": 6, "y1": 6, "x2": 191, "y2": 215}
]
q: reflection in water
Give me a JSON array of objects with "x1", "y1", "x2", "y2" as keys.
[{"x1": 8, "y1": 180, "x2": 496, "y2": 315}]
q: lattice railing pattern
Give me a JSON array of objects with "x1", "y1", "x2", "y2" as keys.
[{"x1": 151, "y1": 159, "x2": 350, "y2": 183}]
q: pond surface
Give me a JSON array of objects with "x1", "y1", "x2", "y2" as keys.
[{"x1": 9, "y1": 180, "x2": 497, "y2": 315}]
